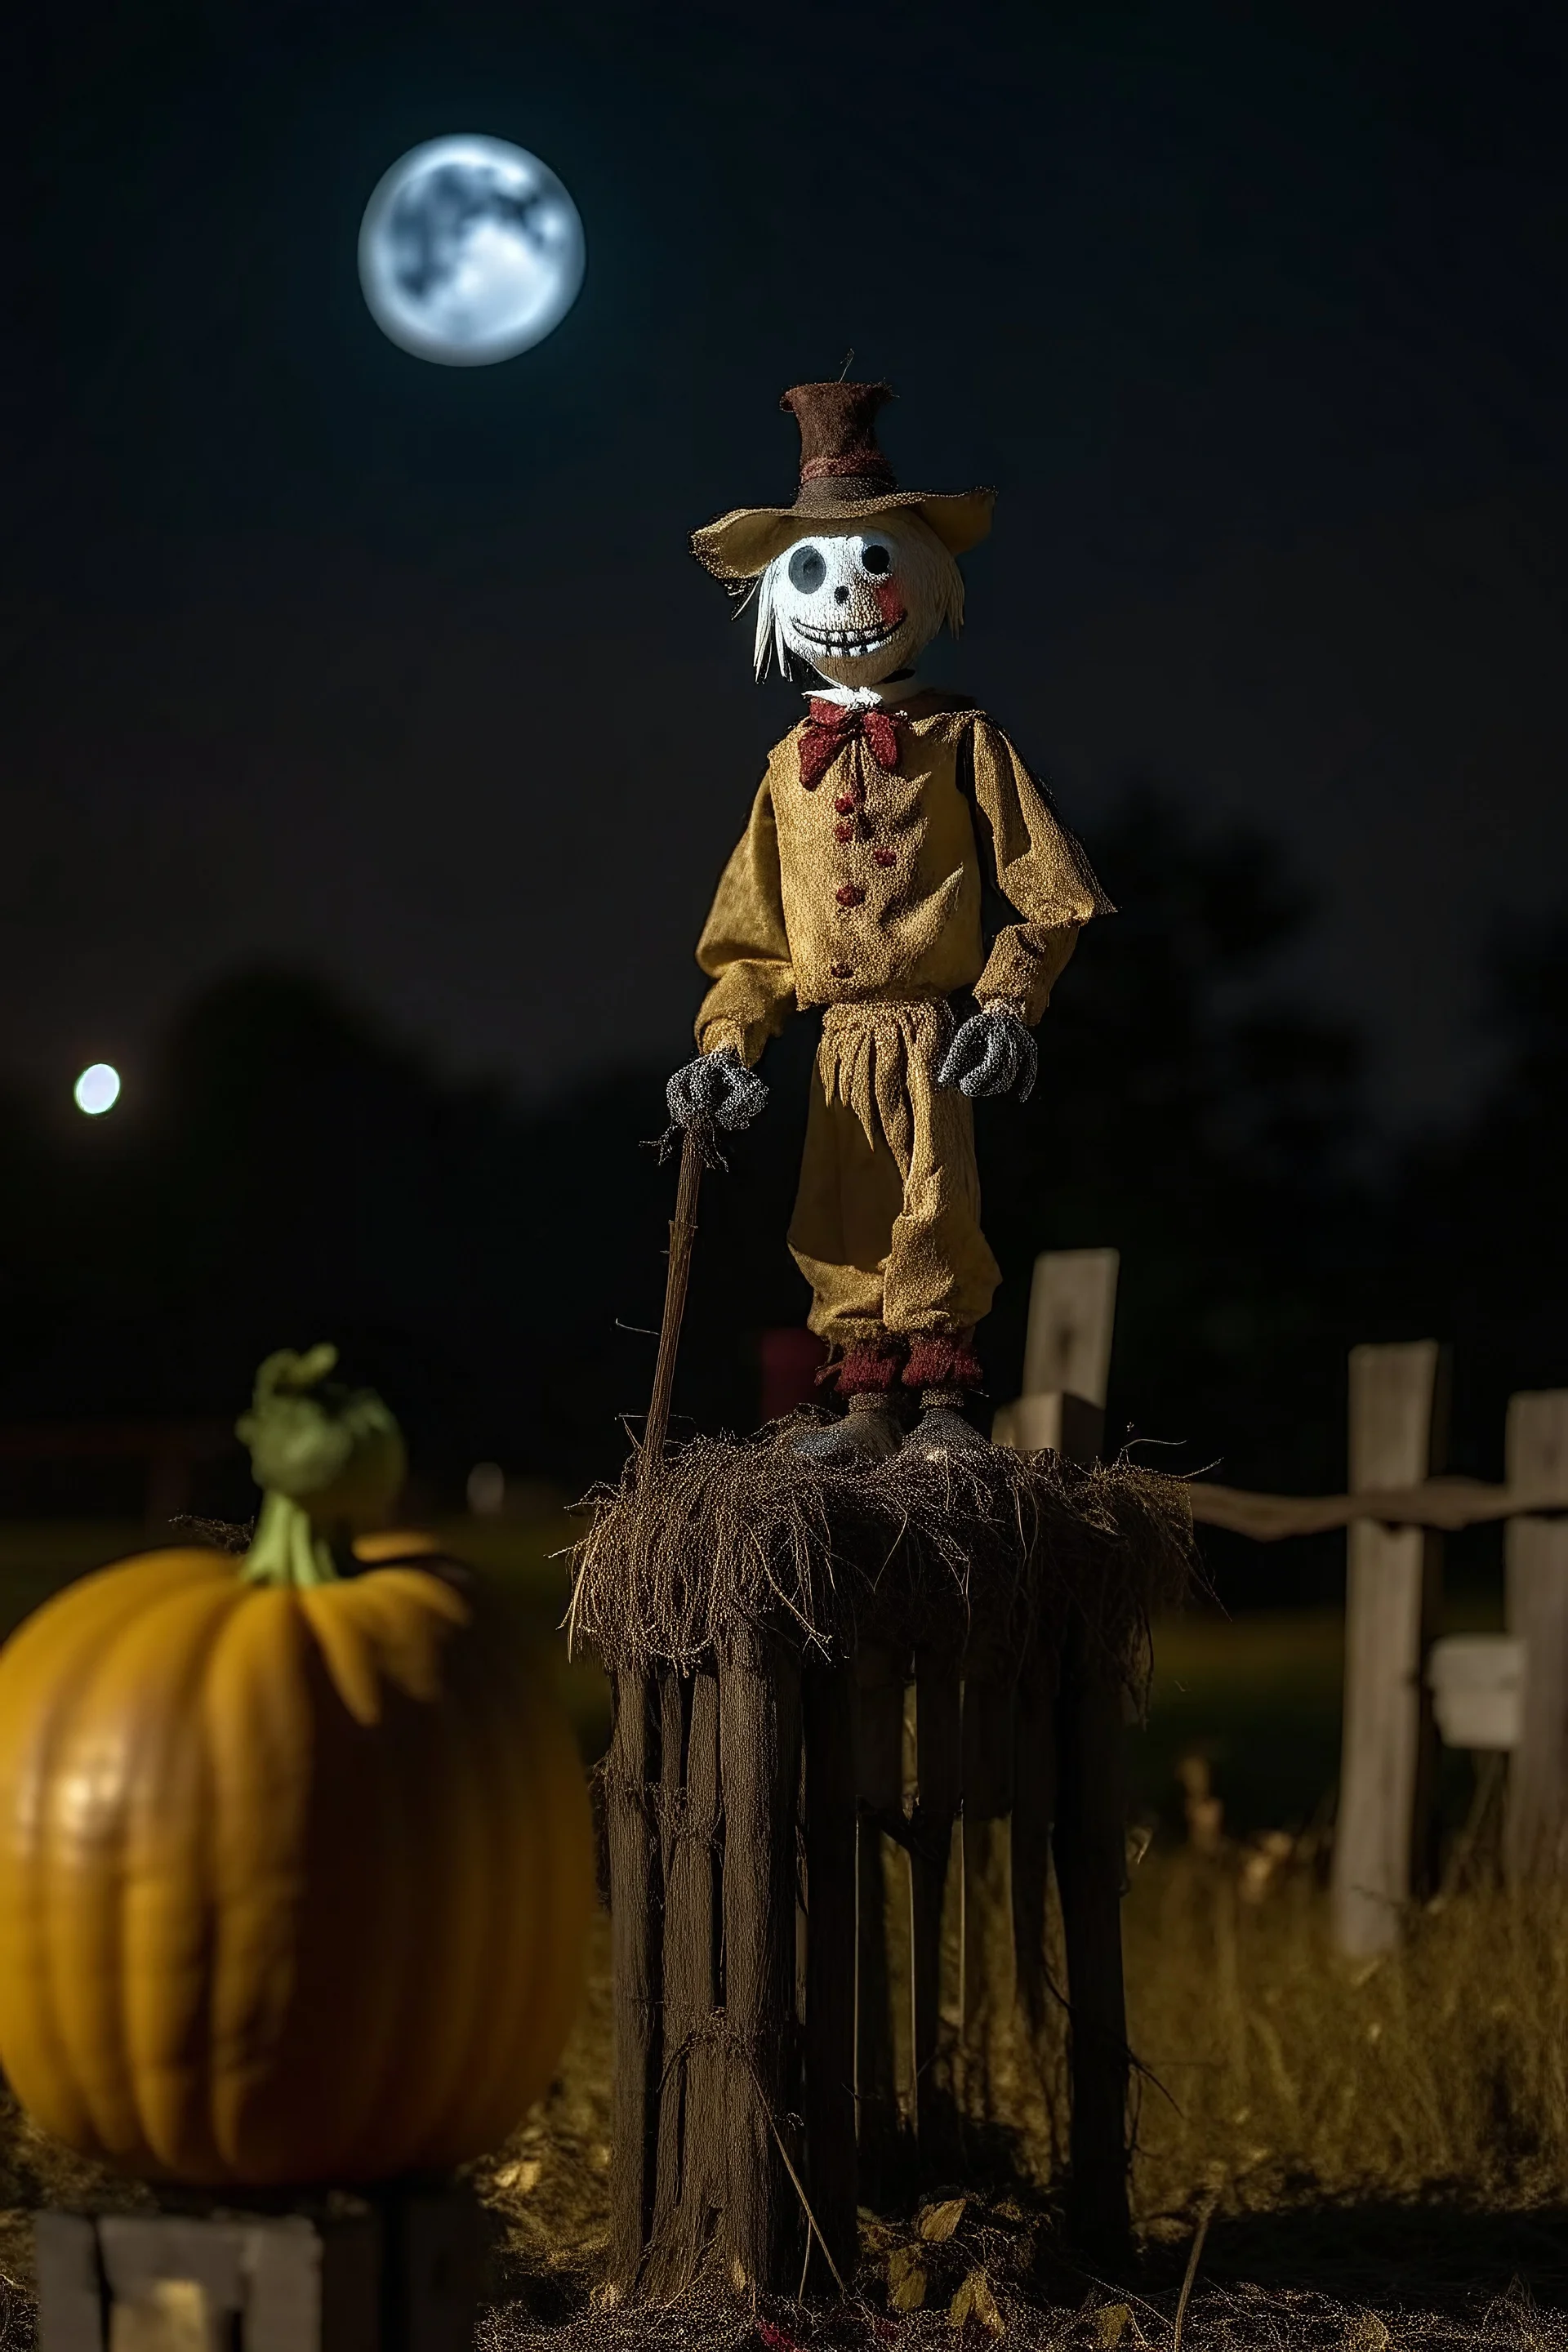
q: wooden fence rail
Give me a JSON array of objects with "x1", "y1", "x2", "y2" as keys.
[
  {"x1": 1187, "y1": 1470, "x2": 1568, "y2": 1537},
  {"x1": 1183, "y1": 1351, "x2": 1568, "y2": 1954}
]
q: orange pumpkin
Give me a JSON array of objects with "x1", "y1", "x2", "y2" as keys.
[{"x1": 0, "y1": 1348, "x2": 592, "y2": 2187}]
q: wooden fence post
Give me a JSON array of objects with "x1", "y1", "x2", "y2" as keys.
[
  {"x1": 992, "y1": 1248, "x2": 1120, "y2": 1457},
  {"x1": 1020, "y1": 1247, "x2": 1120, "y2": 1410},
  {"x1": 1505, "y1": 1391, "x2": 1568, "y2": 1883},
  {"x1": 1331, "y1": 1341, "x2": 1447, "y2": 1958}
]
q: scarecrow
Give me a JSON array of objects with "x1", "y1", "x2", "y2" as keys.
[{"x1": 666, "y1": 381, "x2": 1110, "y2": 1462}]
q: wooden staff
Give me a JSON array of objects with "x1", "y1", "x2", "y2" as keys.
[{"x1": 640, "y1": 1120, "x2": 714, "y2": 1470}]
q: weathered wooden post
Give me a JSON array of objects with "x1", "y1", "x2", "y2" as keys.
[
  {"x1": 606, "y1": 1670, "x2": 661, "y2": 2294},
  {"x1": 992, "y1": 1247, "x2": 1120, "y2": 1459},
  {"x1": 719, "y1": 1635, "x2": 804, "y2": 2292},
  {"x1": 586, "y1": 1247, "x2": 1191, "y2": 2298},
  {"x1": 909, "y1": 1638, "x2": 961, "y2": 2162},
  {"x1": 1331, "y1": 1340, "x2": 1447, "y2": 1956},
  {"x1": 996, "y1": 1248, "x2": 1129, "y2": 2255},
  {"x1": 800, "y1": 1659, "x2": 859, "y2": 2287},
  {"x1": 854, "y1": 1637, "x2": 912, "y2": 2202},
  {"x1": 1505, "y1": 1391, "x2": 1568, "y2": 1882}
]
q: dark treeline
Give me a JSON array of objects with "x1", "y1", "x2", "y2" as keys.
[{"x1": 0, "y1": 786, "x2": 1558, "y2": 1606}]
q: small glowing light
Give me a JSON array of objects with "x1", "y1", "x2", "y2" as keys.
[
  {"x1": 74, "y1": 1063, "x2": 121, "y2": 1116},
  {"x1": 466, "y1": 1461, "x2": 506, "y2": 1517}
]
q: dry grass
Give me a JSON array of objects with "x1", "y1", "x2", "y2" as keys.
[
  {"x1": 6, "y1": 1846, "x2": 1568, "y2": 2347},
  {"x1": 1125, "y1": 1840, "x2": 1568, "y2": 2220},
  {"x1": 463, "y1": 1814, "x2": 1568, "y2": 2351},
  {"x1": 568, "y1": 1426, "x2": 1195, "y2": 1682}
]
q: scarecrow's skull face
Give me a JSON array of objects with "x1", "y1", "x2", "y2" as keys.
[{"x1": 768, "y1": 521, "x2": 938, "y2": 688}]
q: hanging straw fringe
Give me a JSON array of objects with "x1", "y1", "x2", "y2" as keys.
[{"x1": 568, "y1": 1421, "x2": 1197, "y2": 1697}]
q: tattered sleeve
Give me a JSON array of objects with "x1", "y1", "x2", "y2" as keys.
[
  {"x1": 693, "y1": 776, "x2": 797, "y2": 1065},
  {"x1": 967, "y1": 718, "x2": 1113, "y2": 1024}
]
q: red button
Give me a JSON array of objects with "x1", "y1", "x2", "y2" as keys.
[
  {"x1": 831, "y1": 961, "x2": 854, "y2": 978},
  {"x1": 836, "y1": 884, "x2": 865, "y2": 908},
  {"x1": 834, "y1": 793, "x2": 856, "y2": 814},
  {"x1": 835, "y1": 820, "x2": 854, "y2": 842},
  {"x1": 873, "y1": 846, "x2": 896, "y2": 866}
]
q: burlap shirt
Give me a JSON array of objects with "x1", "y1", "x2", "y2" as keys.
[{"x1": 694, "y1": 690, "x2": 1110, "y2": 1065}]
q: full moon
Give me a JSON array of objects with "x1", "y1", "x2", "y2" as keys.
[
  {"x1": 74, "y1": 1063, "x2": 121, "y2": 1116},
  {"x1": 359, "y1": 135, "x2": 586, "y2": 366}
]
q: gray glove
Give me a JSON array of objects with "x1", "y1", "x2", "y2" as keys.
[
  {"x1": 665, "y1": 1045, "x2": 769, "y2": 1134},
  {"x1": 936, "y1": 1005, "x2": 1038, "y2": 1102}
]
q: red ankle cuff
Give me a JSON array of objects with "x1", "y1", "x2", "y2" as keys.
[
  {"x1": 902, "y1": 1334, "x2": 983, "y2": 1392},
  {"x1": 822, "y1": 1338, "x2": 907, "y2": 1397}
]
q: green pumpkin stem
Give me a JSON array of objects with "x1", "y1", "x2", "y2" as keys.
[
  {"x1": 236, "y1": 1346, "x2": 407, "y2": 1592},
  {"x1": 242, "y1": 1490, "x2": 357, "y2": 1588}
]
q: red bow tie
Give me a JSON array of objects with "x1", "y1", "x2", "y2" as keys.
[{"x1": 799, "y1": 698, "x2": 902, "y2": 791}]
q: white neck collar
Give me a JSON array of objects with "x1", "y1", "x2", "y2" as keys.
[{"x1": 804, "y1": 673, "x2": 923, "y2": 710}]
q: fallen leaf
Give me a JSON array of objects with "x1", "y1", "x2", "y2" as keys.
[
  {"x1": 1345, "y1": 2320, "x2": 1390, "y2": 2351},
  {"x1": 889, "y1": 2245, "x2": 928, "y2": 2312},
  {"x1": 920, "y1": 2198, "x2": 967, "y2": 2243},
  {"x1": 491, "y1": 2158, "x2": 541, "y2": 2196},
  {"x1": 949, "y1": 2270, "x2": 1004, "y2": 2336},
  {"x1": 757, "y1": 2324, "x2": 802, "y2": 2351},
  {"x1": 1095, "y1": 2305, "x2": 1133, "y2": 2347}
]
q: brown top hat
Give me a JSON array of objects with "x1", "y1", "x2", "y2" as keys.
[{"x1": 691, "y1": 381, "x2": 995, "y2": 581}]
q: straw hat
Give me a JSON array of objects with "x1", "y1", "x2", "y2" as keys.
[{"x1": 691, "y1": 381, "x2": 995, "y2": 582}]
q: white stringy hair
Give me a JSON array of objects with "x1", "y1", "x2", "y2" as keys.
[{"x1": 750, "y1": 510, "x2": 966, "y2": 680}]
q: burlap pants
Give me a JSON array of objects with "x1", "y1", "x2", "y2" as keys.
[{"x1": 787, "y1": 1000, "x2": 1002, "y2": 1350}]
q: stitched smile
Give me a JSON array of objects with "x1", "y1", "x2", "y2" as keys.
[{"x1": 791, "y1": 617, "x2": 904, "y2": 657}]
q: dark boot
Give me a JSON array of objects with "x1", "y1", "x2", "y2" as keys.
[
  {"x1": 899, "y1": 1334, "x2": 988, "y2": 1459},
  {"x1": 903, "y1": 1387, "x2": 991, "y2": 1458},
  {"x1": 794, "y1": 1389, "x2": 903, "y2": 1465},
  {"x1": 795, "y1": 1336, "x2": 906, "y2": 1465}
]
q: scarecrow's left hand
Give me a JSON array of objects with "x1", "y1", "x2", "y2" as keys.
[
  {"x1": 666, "y1": 1045, "x2": 769, "y2": 1134},
  {"x1": 937, "y1": 1006, "x2": 1038, "y2": 1102}
]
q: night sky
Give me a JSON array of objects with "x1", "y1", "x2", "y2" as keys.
[{"x1": 11, "y1": 0, "x2": 1567, "y2": 1127}]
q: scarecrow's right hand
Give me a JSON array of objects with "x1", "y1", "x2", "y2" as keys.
[
  {"x1": 938, "y1": 1005, "x2": 1038, "y2": 1102},
  {"x1": 666, "y1": 1046, "x2": 768, "y2": 1134}
]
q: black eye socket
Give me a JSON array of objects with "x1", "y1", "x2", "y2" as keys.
[
  {"x1": 787, "y1": 546, "x2": 827, "y2": 593},
  {"x1": 859, "y1": 541, "x2": 893, "y2": 575}
]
